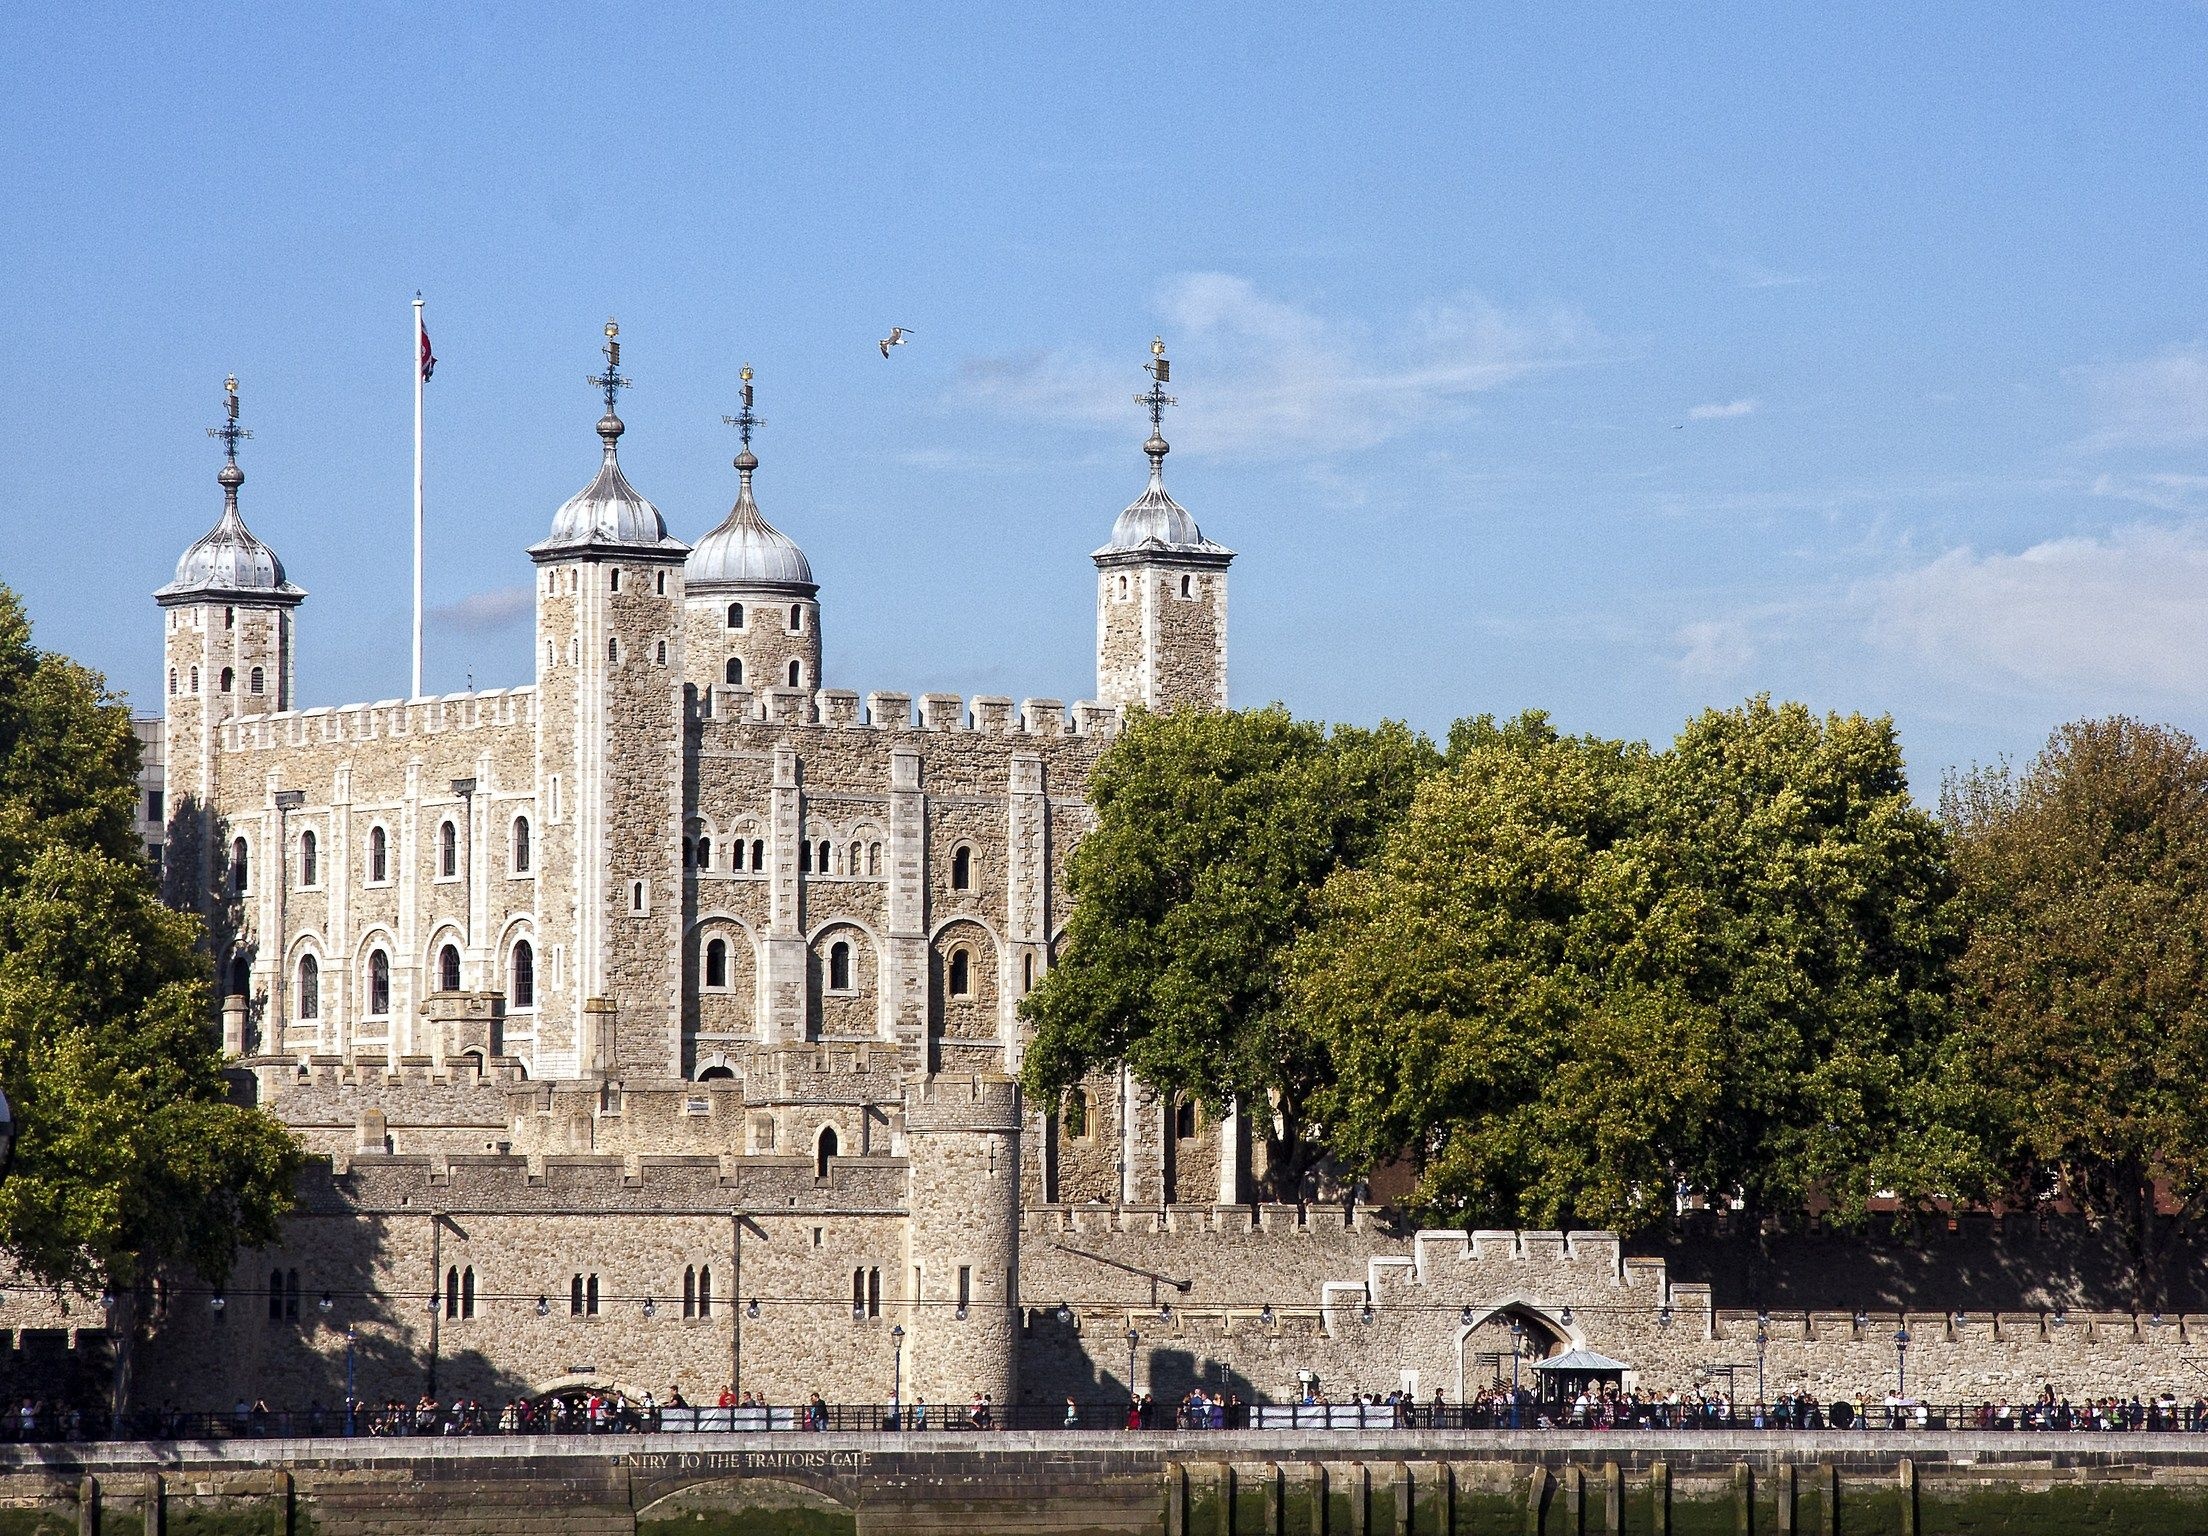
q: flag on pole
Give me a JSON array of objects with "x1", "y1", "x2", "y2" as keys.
[{"x1": 419, "y1": 323, "x2": 437, "y2": 382}]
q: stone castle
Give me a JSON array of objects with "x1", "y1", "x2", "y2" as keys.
[{"x1": 15, "y1": 328, "x2": 2201, "y2": 1416}]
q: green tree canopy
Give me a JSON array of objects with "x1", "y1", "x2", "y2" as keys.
[
  {"x1": 1018, "y1": 705, "x2": 1437, "y2": 1190},
  {"x1": 1945, "y1": 716, "x2": 2208, "y2": 1307},
  {"x1": 0, "y1": 585, "x2": 300, "y2": 1396}
]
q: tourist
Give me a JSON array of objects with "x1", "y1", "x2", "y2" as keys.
[{"x1": 1064, "y1": 1397, "x2": 1079, "y2": 1429}]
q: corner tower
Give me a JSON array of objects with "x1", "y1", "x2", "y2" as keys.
[
  {"x1": 154, "y1": 376, "x2": 305, "y2": 913},
  {"x1": 682, "y1": 366, "x2": 821, "y2": 710},
  {"x1": 528, "y1": 321, "x2": 690, "y2": 1080},
  {"x1": 1094, "y1": 338, "x2": 1233, "y2": 712}
]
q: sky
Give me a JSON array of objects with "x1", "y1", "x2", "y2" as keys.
[{"x1": 6, "y1": 5, "x2": 2206, "y2": 793}]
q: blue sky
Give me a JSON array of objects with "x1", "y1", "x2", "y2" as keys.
[{"x1": 8, "y1": 5, "x2": 2207, "y2": 790}]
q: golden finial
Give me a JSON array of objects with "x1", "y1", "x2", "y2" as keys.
[{"x1": 741, "y1": 363, "x2": 753, "y2": 382}]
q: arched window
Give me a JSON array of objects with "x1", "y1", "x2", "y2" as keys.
[
  {"x1": 655, "y1": 639, "x2": 667, "y2": 666},
  {"x1": 439, "y1": 820, "x2": 457, "y2": 877},
  {"x1": 698, "y1": 1265, "x2": 712, "y2": 1317},
  {"x1": 445, "y1": 1266, "x2": 460, "y2": 1319},
  {"x1": 1067, "y1": 1087, "x2": 1092, "y2": 1140},
  {"x1": 610, "y1": 568, "x2": 622, "y2": 593},
  {"x1": 168, "y1": 668, "x2": 177, "y2": 696},
  {"x1": 225, "y1": 606, "x2": 236, "y2": 630},
  {"x1": 656, "y1": 570, "x2": 666, "y2": 596},
  {"x1": 250, "y1": 665, "x2": 265, "y2": 695},
  {"x1": 570, "y1": 1275, "x2": 585, "y2": 1315},
  {"x1": 800, "y1": 841, "x2": 812, "y2": 874},
  {"x1": 829, "y1": 941, "x2": 852, "y2": 992},
  {"x1": 189, "y1": 666, "x2": 199, "y2": 693},
  {"x1": 462, "y1": 1266, "x2": 475, "y2": 1319},
  {"x1": 231, "y1": 837, "x2": 249, "y2": 894},
  {"x1": 300, "y1": 828, "x2": 317, "y2": 886},
  {"x1": 298, "y1": 955, "x2": 320, "y2": 1019},
  {"x1": 438, "y1": 943, "x2": 461, "y2": 993},
  {"x1": 1176, "y1": 1098, "x2": 1198, "y2": 1139},
  {"x1": 512, "y1": 817, "x2": 531, "y2": 873},
  {"x1": 369, "y1": 826, "x2": 388, "y2": 883},
  {"x1": 725, "y1": 656, "x2": 744, "y2": 685},
  {"x1": 1118, "y1": 574, "x2": 1130, "y2": 599},
  {"x1": 684, "y1": 1266, "x2": 697, "y2": 1319},
  {"x1": 817, "y1": 840, "x2": 831, "y2": 873},
  {"x1": 705, "y1": 938, "x2": 728, "y2": 989},
  {"x1": 696, "y1": 836, "x2": 711, "y2": 869},
  {"x1": 367, "y1": 950, "x2": 390, "y2": 1016},
  {"x1": 586, "y1": 1274, "x2": 599, "y2": 1314},
  {"x1": 815, "y1": 1127, "x2": 838, "y2": 1179},
  {"x1": 787, "y1": 659, "x2": 802, "y2": 688},
  {"x1": 730, "y1": 840, "x2": 746, "y2": 872},
  {"x1": 220, "y1": 666, "x2": 235, "y2": 693},
  {"x1": 1022, "y1": 952, "x2": 1035, "y2": 992},
  {"x1": 631, "y1": 880, "x2": 646, "y2": 912},
  {"x1": 948, "y1": 949, "x2": 971, "y2": 998},
  {"x1": 510, "y1": 941, "x2": 534, "y2": 1009},
  {"x1": 751, "y1": 838, "x2": 765, "y2": 871},
  {"x1": 229, "y1": 953, "x2": 251, "y2": 998},
  {"x1": 1181, "y1": 574, "x2": 1193, "y2": 598},
  {"x1": 727, "y1": 602, "x2": 744, "y2": 629},
  {"x1": 788, "y1": 605, "x2": 803, "y2": 632},
  {"x1": 868, "y1": 843, "x2": 882, "y2": 877},
  {"x1": 951, "y1": 845, "x2": 973, "y2": 891}
]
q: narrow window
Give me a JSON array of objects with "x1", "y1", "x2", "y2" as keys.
[
  {"x1": 1022, "y1": 952, "x2": 1035, "y2": 992},
  {"x1": 1176, "y1": 1099, "x2": 1197, "y2": 1139},
  {"x1": 369, "y1": 826, "x2": 388, "y2": 882},
  {"x1": 788, "y1": 659, "x2": 802, "y2": 688},
  {"x1": 699, "y1": 1266, "x2": 712, "y2": 1318},
  {"x1": 949, "y1": 949, "x2": 971, "y2": 998},
  {"x1": 1181, "y1": 574, "x2": 1193, "y2": 598},
  {"x1": 510, "y1": 941, "x2": 534, "y2": 1008},
  {"x1": 788, "y1": 604, "x2": 803, "y2": 632},
  {"x1": 149, "y1": 789, "x2": 163, "y2": 823},
  {"x1": 731, "y1": 840, "x2": 747, "y2": 872},
  {"x1": 853, "y1": 1269, "x2": 866, "y2": 1315},
  {"x1": 190, "y1": 666, "x2": 199, "y2": 693},
  {"x1": 1118, "y1": 575, "x2": 1130, "y2": 599},
  {"x1": 957, "y1": 1266, "x2": 972, "y2": 1314},
  {"x1": 269, "y1": 1269, "x2": 285, "y2": 1321},
  {"x1": 816, "y1": 1127, "x2": 838, "y2": 1179},
  {"x1": 868, "y1": 1267, "x2": 881, "y2": 1318},
  {"x1": 462, "y1": 1267, "x2": 475, "y2": 1319},
  {"x1": 513, "y1": 816, "x2": 531, "y2": 873},
  {"x1": 727, "y1": 602, "x2": 744, "y2": 629},
  {"x1": 800, "y1": 841, "x2": 812, "y2": 874},
  {"x1": 231, "y1": 953, "x2": 251, "y2": 998},
  {"x1": 439, "y1": 820, "x2": 457, "y2": 877},
  {"x1": 726, "y1": 656, "x2": 744, "y2": 686},
  {"x1": 655, "y1": 639, "x2": 667, "y2": 666},
  {"x1": 631, "y1": 880, "x2": 646, "y2": 912},
  {"x1": 869, "y1": 843, "x2": 882, "y2": 877},
  {"x1": 231, "y1": 837, "x2": 249, "y2": 894},
  {"x1": 696, "y1": 836, "x2": 711, "y2": 869},
  {"x1": 705, "y1": 938, "x2": 728, "y2": 989},
  {"x1": 550, "y1": 778, "x2": 561, "y2": 820},
  {"x1": 368, "y1": 950, "x2": 391, "y2": 1015},
  {"x1": 445, "y1": 1266, "x2": 460, "y2": 1319},
  {"x1": 250, "y1": 665, "x2": 266, "y2": 695},
  {"x1": 300, "y1": 829, "x2": 317, "y2": 886},
  {"x1": 607, "y1": 636, "x2": 619, "y2": 664},
  {"x1": 438, "y1": 944, "x2": 461, "y2": 993},
  {"x1": 570, "y1": 1275, "x2": 585, "y2": 1315},
  {"x1": 168, "y1": 668, "x2": 177, "y2": 697},
  {"x1": 221, "y1": 667, "x2": 234, "y2": 693},
  {"x1": 951, "y1": 845, "x2": 972, "y2": 891},
  {"x1": 586, "y1": 1275, "x2": 599, "y2": 1315},
  {"x1": 226, "y1": 605, "x2": 236, "y2": 630},
  {"x1": 750, "y1": 838, "x2": 764, "y2": 871},
  {"x1": 610, "y1": 568, "x2": 622, "y2": 592},
  {"x1": 570, "y1": 638, "x2": 579, "y2": 665},
  {"x1": 298, "y1": 955, "x2": 320, "y2": 1019},
  {"x1": 655, "y1": 570, "x2": 667, "y2": 596},
  {"x1": 817, "y1": 839, "x2": 831, "y2": 873},
  {"x1": 829, "y1": 941, "x2": 851, "y2": 991},
  {"x1": 684, "y1": 1266, "x2": 697, "y2": 1320}
]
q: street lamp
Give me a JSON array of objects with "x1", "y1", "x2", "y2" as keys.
[
  {"x1": 1754, "y1": 1311, "x2": 1770, "y2": 1406},
  {"x1": 1894, "y1": 1323, "x2": 1911, "y2": 1401},
  {"x1": 1126, "y1": 1328, "x2": 1141, "y2": 1408},
  {"x1": 1508, "y1": 1318, "x2": 1525, "y2": 1429},
  {"x1": 890, "y1": 1323, "x2": 906, "y2": 1429},
  {"x1": 344, "y1": 1323, "x2": 358, "y2": 1437}
]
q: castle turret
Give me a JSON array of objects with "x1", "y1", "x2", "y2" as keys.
[
  {"x1": 1094, "y1": 338, "x2": 1232, "y2": 713},
  {"x1": 528, "y1": 321, "x2": 689, "y2": 1080},
  {"x1": 682, "y1": 366, "x2": 821, "y2": 712},
  {"x1": 155, "y1": 376, "x2": 304, "y2": 938},
  {"x1": 903, "y1": 1073, "x2": 1023, "y2": 1411}
]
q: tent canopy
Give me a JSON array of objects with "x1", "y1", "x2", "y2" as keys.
[{"x1": 1530, "y1": 1348, "x2": 1631, "y2": 1374}]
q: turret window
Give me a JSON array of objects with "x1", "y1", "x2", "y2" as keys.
[
  {"x1": 438, "y1": 944, "x2": 461, "y2": 993},
  {"x1": 512, "y1": 817, "x2": 531, "y2": 874},
  {"x1": 1118, "y1": 574, "x2": 1130, "y2": 599},
  {"x1": 299, "y1": 829, "x2": 318, "y2": 887},
  {"x1": 168, "y1": 668, "x2": 177, "y2": 697},
  {"x1": 220, "y1": 666, "x2": 235, "y2": 693},
  {"x1": 367, "y1": 950, "x2": 391, "y2": 1017},
  {"x1": 231, "y1": 837, "x2": 249, "y2": 895},
  {"x1": 190, "y1": 666, "x2": 200, "y2": 694},
  {"x1": 726, "y1": 657, "x2": 743, "y2": 686},
  {"x1": 297, "y1": 955, "x2": 320, "y2": 1019},
  {"x1": 655, "y1": 639, "x2": 667, "y2": 666},
  {"x1": 656, "y1": 570, "x2": 667, "y2": 596},
  {"x1": 607, "y1": 637, "x2": 620, "y2": 664},
  {"x1": 696, "y1": 836, "x2": 712, "y2": 869},
  {"x1": 224, "y1": 605, "x2": 235, "y2": 630},
  {"x1": 788, "y1": 660, "x2": 802, "y2": 688},
  {"x1": 828, "y1": 941, "x2": 852, "y2": 992},
  {"x1": 368, "y1": 826, "x2": 389, "y2": 884},
  {"x1": 610, "y1": 568, "x2": 622, "y2": 592},
  {"x1": 705, "y1": 938, "x2": 728, "y2": 990},
  {"x1": 631, "y1": 880, "x2": 648, "y2": 913},
  {"x1": 1180, "y1": 574, "x2": 1194, "y2": 598},
  {"x1": 788, "y1": 605, "x2": 804, "y2": 633},
  {"x1": 250, "y1": 666, "x2": 265, "y2": 695},
  {"x1": 948, "y1": 948, "x2": 972, "y2": 998},
  {"x1": 727, "y1": 603, "x2": 744, "y2": 630},
  {"x1": 510, "y1": 940, "x2": 535, "y2": 1009},
  {"x1": 438, "y1": 820, "x2": 458, "y2": 878},
  {"x1": 951, "y1": 845, "x2": 973, "y2": 891}
]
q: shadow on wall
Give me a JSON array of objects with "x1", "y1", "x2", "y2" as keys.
[{"x1": 1014, "y1": 1313, "x2": 1258, "y2": 1412}]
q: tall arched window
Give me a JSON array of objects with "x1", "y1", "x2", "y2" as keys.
[
  {"x1": 788, "y1": 605, "x2": 804, "y2": 632},
  {"x1": 817, "y1": 840, "x2": 831, "y2": 873},
  {"x1": 705, "y1": 938, "x2": 728, "y2": 989},
  {"x1": 698, "y1": 1265, "x2": 712, "y2": 1317},
  {"x1": 727, "y1": 602, "x2": 744, "y2": 629},
  {"x1": 189, "y1": 666, "x2": 199, "y2": 693},
  {"x1": 231, "y1": 837, "x2": 249, "y2": 894},
  {"x1": 369, "y1": 826, "x2": 388, "y2": 883},
  {"x1": 438, "y1": 820, "x2": 457, "y2": 877},
  {"x1": 750, "y1": 838, "x2": 765, "y2": 871},
  {"x1": 696, "y1": 836, "x2": 711, "y2": 869},
  {"x1": 300, "y1": 829, "x2": 318, "y2": 886},
  {"x1": 168, "y1": 668, "x2": 177, "y2": 696},
  {"x1": 510, "y1": 941, "x2": 534, "y2": 1009},
  {"x1": 438, "y1": 944, "x2": 461, "y2": 993},
  {"x1": 655, "y1": 639, "x2": 667, "y2": 666},
  {"x1": 298, "y1": 955, "x2": 320, "y2": 1019},
  {"x1": 220, "y1": 666, "x2": 235, "y2": 693},
  {"x1": 512, "y1": 816, "x2": 531, "y2": 873},
  {"x1": 788, "y1": 659, "x2": 802, "y2": 688},
  {"x1": 607, "y1": 636, "x2": 620, "y2": 663},
  {"x1": 250, "y1": 665, "x2": 266, "y2": 695},
  {"x1": 228, "y1": 953, "x2": 251, "y2": 998},
  {"x1": 367, "y1": 950, "x2": 390, "y2": 1016},
  {"x1": 816, "y1": 1127, "x2": 838, "y2": 1179},
  {"x1": 684, "y1": 1266, "x2": 697, "y2": 1319},
  {"x1": 951, "y1": 845, "x2": 973, "y2": 891},
  {"x1": 461, "y1": 1266, "x2": 475, "y2": 1319},
  {"x1": 725, "y1": 656, "x2": 743, "y2": 685},
  {"x1": 868, "y1": 843, "x2": 882, "y2": 877},
  {"x1": 948, "y1": 949, "x2": 971, "y2": 997},
  {"x1": 829, "y1": 941, "x2": 852, "y2": 992}
]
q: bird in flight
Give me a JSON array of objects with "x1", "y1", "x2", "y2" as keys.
[{"x1": 879, "y1": 326, "x2": 915, "y2": 359}]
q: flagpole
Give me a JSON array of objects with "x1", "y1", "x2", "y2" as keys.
[{"x1": 412, "y1": 294, "x2": 425, "y2": 700}]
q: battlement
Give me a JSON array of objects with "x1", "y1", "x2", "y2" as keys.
[
  {"x1": 904, "y1": 1071, "x2": 1022, "y2": 1132},
  {"x1": 302, "y1": 1148, "x2": 910, "y2": 1213},
  {"x1": 692, "y1": 686, "x2": 1121, "y2": 739},
  {"x1": 217, "y1": 687, "x2": 537, "y2": 751}
]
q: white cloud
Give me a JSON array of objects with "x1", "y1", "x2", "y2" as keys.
[
  {"x1": 1674, "y1": 619, "x2": 1756, "y2": 679},
  {"x1": 2090, "y1": 472, "x2": 2208, "y2": 514},
  {"x1": 1714, "y1": 257, "x2": 1818, "y2": 290},
  {"x1": 957, "y1": 273, "x2": 1599, "y2": 460},
  {"x1": 1867, "y1": 522, "x2": 2208, "y2": 699},
  {"x1": 1687, "y1": 398, "x2": 1759, "y2": 421},
  {"x1": 430, "y1": 585, "x2": 533, "y2": 633},
  {"x1": 2078, "y1": 345, "x2": 2208, "y2": 449}
]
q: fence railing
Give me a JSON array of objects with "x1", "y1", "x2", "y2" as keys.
[{"x1": 9, "y1": 1398, "x2": 2207, "y2": 1443}]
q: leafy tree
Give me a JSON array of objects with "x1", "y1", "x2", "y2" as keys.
[
  {"x1": 1945, "y1": 716, "x2": 2208, "y2": 1308},
  {"x1": 1018, "y1": 705, "x2": 1437, "y2": 1192},
  {"x1": 1292, "y1": 699, "x2": 1963, "y2": 1235},
  {"x1": 0, "y1": 585, "x2": 301, "y2": 1412}
]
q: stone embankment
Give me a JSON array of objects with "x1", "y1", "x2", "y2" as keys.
[{"x1": 5, "y1": 1430, "x2": 2208, "y2": 1536}]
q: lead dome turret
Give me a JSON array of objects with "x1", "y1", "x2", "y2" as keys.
[{"x1": 156, "y1": 377, "x2": 305, "y2": 607}]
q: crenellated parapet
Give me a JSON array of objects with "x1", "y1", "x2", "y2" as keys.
[
  {"x1": 692, "y1": 686, "x2": 1120, "y2": 739},
  {"x1": 216, "y1": 687, "x2": 536, "y2": 751}
]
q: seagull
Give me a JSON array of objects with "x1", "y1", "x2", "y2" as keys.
[{"x1": 879, "y1": 327, "x2": 914, "y2": 359}]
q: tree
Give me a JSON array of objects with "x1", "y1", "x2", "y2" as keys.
[
  {"x1": 1018, "y1": 705, "x2": 1437, "y2": 1193},
  {"x1": 0, "y1": 585, "x2": 301, "y2": 1414},
  {"x1": 1290, "y1": 700, "x2": 1963, "y2": 1235},
  {"x1": 1945, "y1": 716, "x2": 2208, "y2": 1308}
]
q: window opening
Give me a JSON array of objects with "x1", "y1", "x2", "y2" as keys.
[
  {"x1": 513, "y1": 817, "x2": 531, "y2": 873},
  {"x1": 705, "y1": 938, "x2": 728, "y2": 989},
  {"x1": 369, "y1": 826, "x2": 388, "y2": 882},
  {"x1": 368, "y1": 951, "x2": 390, "y2": 1016},
  {"x1": 438, "y1": 944, "x2": 461, "y2": 993},
  {"x1": 510, "y1": 941, "x2": 535, "y2": 1009},
  {"x1": 300, "y1": 829, "x2": 317, "y2": 886},
  {"x1": 439, "y1": 820, "x2": 457, "y2": 877},
  {"x1": 829, "y1": 941, "x2": 851, "y2": 992},
  {"x1": 298, "y1": 955, "x2": 320, "y2": 1019},
  {"x1": 949, "y1": 949, "x2": 971, "y2": 997},
  {"x1": 951, "y1": 845, "x2": 973, "y2": 890}
]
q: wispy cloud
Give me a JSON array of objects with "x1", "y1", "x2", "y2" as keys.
[
  {"x1": 2077, "y1": 344, "x2": 2208, "y2": 450},
  {"x1": 430, "y1": 586, "x2": 533, "y2": 633},
  {"x1": 1687, "y1": 398, "x2": 1759, "y2": 421},
  {"x1": 2089, "y1": 472, "x2": 2208, "y2": 515},
  {"x1": 957, "y1": 272, "x2": 1601, "y2": 460},
  {"x1": 1866, "y1": 521, "x2": 2208, "y2": 700},
  {"x1": 1673, "y1": 618, "x2": 1756, "y2": 679},
  {"x1": 1713, "y1": 257, "x2": 1818, "y2": 290}
]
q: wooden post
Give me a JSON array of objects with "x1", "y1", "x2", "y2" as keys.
[
  {"x1": 1732, "y1": 1465, "x2": 1752, "y2": 1535},
  {"x1": 146, "y1": 1473, "x2": 163, "y2": 1536},
  {"x1": 1602, "y1": 1464, "x2": 1623, "y2": 1534},
  {"x1": 77, "y1": 1476, "x2": 98, "y2": 1536},
  {"x1": 1561, "y1": 1466, "x2": 1584, "y2": 1536},
  {"x1": 1898, "y1": 1458, "x2": 1917, "y2": 1536},
  {"x1": 272, "y1": 1469, "x2": 294, "y2": 1536},
  {"x1": 1814, "y1": 1465, "x2": 1837, "y2": 1536},
  {"x1": 1650, "y1": 1463, "x2": 1671, "y2": 1536},
  {"x1": 1774, "y1": 1464, "x2": 1795, "y2": 1535},
  {"x1": 1264, "y1": 1462, "x2": 1284, "y2": 1536},
  {"x1": 1166, "y1": 1463, "x2": 1188, "y2": 1536},
  {"x1": 1523, "y1": 1466, "x2": 1551, "y2": 1536}
]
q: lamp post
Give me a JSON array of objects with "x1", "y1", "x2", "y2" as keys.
[
  {"x1": 1127, "y1": 1328, "x2": 1141, "y2": 1412},
  {"x1": 890, "y1": 1324, "x2": 905, "y2": 1430},
  {"x1": 1508, "y1": 1318, "x2": 1524, "y2": 1429},
  {"x1": 344, "y1": 1323, "x2": 358, "y2": 1437},
  {"x1": 1755, "y1": 1311, "x2": 1770, "y2": 1407},
  {"x1": 1894, "y1": 1323, "x2": 1911, "y2": 1402}
]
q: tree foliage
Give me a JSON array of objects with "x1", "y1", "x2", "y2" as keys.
[
  {"x1": 1017, "y1": 705, "x2": 1437, "y2": 1185},
  {"x1": 1944, "y1": 717, "x2": 2208, "y2": 1306},
  {"x1": 0, "y1": 585, "x2": 300, "y2": 1300}
]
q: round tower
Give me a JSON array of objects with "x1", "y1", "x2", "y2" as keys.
[
  {"x1": 903, "y1": 1072, "x2": 1023, "y2": 1413},
  {"x1": 683, "y1": 366, "x2": 821, "y2": 714}
]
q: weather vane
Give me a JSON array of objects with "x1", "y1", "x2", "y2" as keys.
[
  {"x1": 721, "y1": 364, "x2": 766, "y2": 454},
  {"x1": 1135, "y1": 336, "x2": 1176, "y2": 475},
  {"x1": 206, "y1": 374, "x2": 251, "y2": 462},
  {"x1": 588, "y1": 319, "x2": 630, "y2": 417}
]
